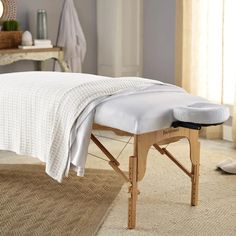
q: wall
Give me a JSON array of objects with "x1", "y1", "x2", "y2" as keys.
[
  {"x1": 0, "y1": 0, "x2": 97, "y2": 74},
  {"x1": 143, "y1": 0, "x2": 176, "y2": 84},
  {"x1": 0, "y1": 0, "x2": 176, "y2": 85}
]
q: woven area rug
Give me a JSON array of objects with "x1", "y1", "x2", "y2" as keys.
[{"x1": 0, "y1": 164, "x2": 124, "y2": 236}]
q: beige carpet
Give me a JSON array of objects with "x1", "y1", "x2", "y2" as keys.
[
  {"x1": 0, "y1": 133, "x2": 236, "y2": 236},
  {"x1": 0, "y1": 165, "x2": 124, "y2": 236},
  {"x1": 91, "y1": 136, "x2": 236, "y2": 236}
]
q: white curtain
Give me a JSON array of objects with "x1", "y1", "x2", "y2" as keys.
[{"x1": 176, "y1": 0, "x2": 236, "y2": 142}]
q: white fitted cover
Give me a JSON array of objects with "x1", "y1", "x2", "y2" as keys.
[
  {"x1": 173, "y1": 103, "x2": 230, "y2": 125},
  {"x1": 94, "y1": 86, "x2": 209, "y2": 134}
]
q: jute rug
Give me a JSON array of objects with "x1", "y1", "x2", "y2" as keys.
[{"x1": 0, "y1": 164, "x2": 124, "y2": 236}]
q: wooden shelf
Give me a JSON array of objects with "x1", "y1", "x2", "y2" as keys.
[{"x1": 0, "y1": 47, "x2": 69, "y2": 72}]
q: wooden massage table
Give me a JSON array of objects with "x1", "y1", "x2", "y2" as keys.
[
  {"x1": 91, "y1": 91, "x2": 229, "y2": 229},
  {"x1": 0, "y1": 72, "x2": 229, "y2": 229},
  {"x1": 91, "y1": 125, "x2": 200, "y2": 229}
]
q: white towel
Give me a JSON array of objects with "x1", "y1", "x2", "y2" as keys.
[{"x1": 56, "y1": 0, "x2": 86, "y2": 72}]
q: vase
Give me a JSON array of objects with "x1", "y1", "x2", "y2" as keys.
[{"x1": 37, "y1": 9, "x2": 48, "y2": 39}]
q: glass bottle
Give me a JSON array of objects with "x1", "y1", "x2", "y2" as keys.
[{"x1": 37, "y1": 9, "x2": 48, "y2": 39}]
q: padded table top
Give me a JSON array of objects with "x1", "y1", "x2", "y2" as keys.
[{"x1": 94, "y1": 86, "x2": 206, "y2": 134}]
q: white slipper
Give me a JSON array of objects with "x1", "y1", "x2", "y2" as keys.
[
  {"x1": 220, "y1": 161, "x2": 236, "y2": 174},
  {"x1": 216, "y1": 159, "x2": 233, "y2": 169}
]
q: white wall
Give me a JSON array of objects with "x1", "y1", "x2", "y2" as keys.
[
  {"x1": 0, "y1": 0, "x2": 176, "y2": 85},
  {"x1": 0, "y1": 0, "x2": 97, "y2": 74},
  {"x1": 143, "y1": 0, "x2": 176, "y2": 84}
]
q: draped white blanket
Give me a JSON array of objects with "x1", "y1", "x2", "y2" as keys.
[{"x1": 0, "y1": 72, "x2": 163, "y2": 182}]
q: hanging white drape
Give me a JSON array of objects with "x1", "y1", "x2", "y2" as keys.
[
  {"x1": 176, "y1": 0, "x2": 236, "y2": 142},
  {"x1": 56, "y1": 0, "x2": 86, "y2": 72}
]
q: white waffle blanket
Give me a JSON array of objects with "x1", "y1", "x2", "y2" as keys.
[{"x1": 0, "y1": 72, "x2": 164, "y2": 182}]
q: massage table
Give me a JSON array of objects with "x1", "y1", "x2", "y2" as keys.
[
  {"x1": 0, "y1": 72, "x2": 229, "y2": 229},
  {"x1": 92, "y1": 91, "x2": 229, "y2": 229}
]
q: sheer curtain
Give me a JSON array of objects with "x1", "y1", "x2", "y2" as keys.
[{"x1": 176, "y1": 0, "x2": 236, "y2": 144}]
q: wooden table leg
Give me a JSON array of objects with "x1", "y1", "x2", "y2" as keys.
[
  {"x1": 128, "y1": 156, "x2": 138, "y2": 229},
  {"x1": 191, "y1": 163, "x2": 200, "y2": 206},
  {"x1": 36, "y1": 61, "x2": 43, "y2": 71},
  {"x1": 189, "y1": 130, "x2": 200, "y2": 206},
  {"x1": 57, "y1": 51, "x2": 70, "y2": 72}
]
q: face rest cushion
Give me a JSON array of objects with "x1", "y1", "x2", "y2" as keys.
[{"x1": 173, "y1": 102, "x2": 230, "y2": 125}]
